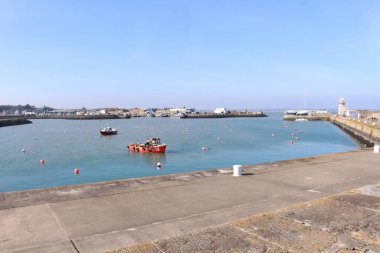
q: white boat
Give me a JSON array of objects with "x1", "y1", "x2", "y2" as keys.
[{"x1": 100, "y1": 127, "x2": 118, "y2": 135}]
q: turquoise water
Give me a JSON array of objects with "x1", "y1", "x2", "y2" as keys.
[{"x1": 0, "y1": 114, "x2": 358, "y2": 192}]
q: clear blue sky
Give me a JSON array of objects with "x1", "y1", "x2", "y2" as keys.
[{"x1": 0, "y1": 0, "x2": 379, "y2": 109}]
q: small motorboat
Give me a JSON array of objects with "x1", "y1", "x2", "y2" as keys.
[
  {"x1": 100, "y1": 127, "x2": 118, "y2": 136},
  {"x1": 128, "y1": 138, "x2": 166, "y2": 153}
]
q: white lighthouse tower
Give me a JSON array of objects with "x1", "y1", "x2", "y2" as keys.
[{"x1": 338, "y1": 98, "x2": 347, "y2": 116}]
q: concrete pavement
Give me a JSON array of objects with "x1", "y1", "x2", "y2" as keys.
[{"x1": 1, "y1": 149, "x2": 379, "y2": 253}]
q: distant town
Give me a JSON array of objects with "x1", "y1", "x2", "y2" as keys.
[
  {"x1": 1, "y1": 99, "x2": 378, "y2": 122},
  {"x1": 0, "y1": 104, "x2": 265, "y2": 118}
]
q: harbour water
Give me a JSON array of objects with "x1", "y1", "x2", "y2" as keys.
[{"x1": 0, "y1": 113, "x2": 358, "y2": 192}]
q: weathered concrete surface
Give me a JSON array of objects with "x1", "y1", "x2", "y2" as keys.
[
  {"x1": 0, "y1": 149, "x2": 379, "y2": 253},
  {"x1": 111, "y1": 184, "x2": 380, "y2": 253}
]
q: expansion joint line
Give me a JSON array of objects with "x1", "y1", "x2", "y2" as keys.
[
  {"x1": 152, "y1": 242, "x2": 165, "y2": 253},
  {"x1": 45, "y1": 203, "x2": 80, "y2": 252},
  {"x1": 70, "y1": 240, "x2": 80, "y2": 253}
]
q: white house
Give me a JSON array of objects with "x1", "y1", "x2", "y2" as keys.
[
  {"x1": 214, "y1": 108, "x2": 227, "y2": 114},
  {"x1": 99, "y1": 109, "x2": 107, "y2": 115}
]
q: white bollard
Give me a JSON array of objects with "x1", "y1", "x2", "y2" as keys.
[
  {"x1": 233, "y1": 165, "x2": 242, "y2": 177},
  {"x1": 374, "y1": 144, "x2": 380, "y2": 153}
]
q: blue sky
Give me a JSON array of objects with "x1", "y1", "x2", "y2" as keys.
[{"x1": 0, "y1": 0, "x2": 379, "y2": 109}]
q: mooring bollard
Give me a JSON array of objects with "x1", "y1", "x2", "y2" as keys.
[
  {"x1": 374, "y1": 144, "x2": 380, "y2": 153},
  {"x1": 233, "y1": 165, "x2": 242, "y2": 177}
]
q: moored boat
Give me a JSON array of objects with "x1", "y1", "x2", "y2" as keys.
[
  {"x1": 128, "y1": 138, "x2": 167, "y2": 153},
  {"x1": 100, "y1": 127, "x2": 118, "y2": 136}
]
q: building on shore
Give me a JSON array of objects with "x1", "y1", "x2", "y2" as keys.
[
  {"x1": 214, "y1": 108, "x2": 227, "y2": 114},
  {"x1": 129, "y1": 108, "x2": 145, "y2": 117},
  {"x1": 48, "y1": 109, "x2": 76, "y2": 116},
  {"x1": 169, "y1": 107, "x2": 195, "y2": 116}
]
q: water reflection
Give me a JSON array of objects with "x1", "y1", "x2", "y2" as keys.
[{"x1": 127, "y1": 151, "x2": 166, "y2": 167}]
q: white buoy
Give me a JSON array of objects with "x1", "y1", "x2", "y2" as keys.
[
  {"x1": 374, "y1": 144, "x2": 380, "y2": 153},
  {"x1": 272, "y1": 134, "x2": 275, "y2": 137},
  {"x1": 202, "y1": 147, "x2": 206, "y2": 151},
  {"x1": 21, "y1": 149, "x2": 26, "y2": 153},
  {"x1": 233, "y1": 165, "x2": 242, "y2": 177}
]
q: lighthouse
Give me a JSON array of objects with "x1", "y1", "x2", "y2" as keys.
[{"x1": 338, "y1": 98, "x2": 347, "y2": 116}]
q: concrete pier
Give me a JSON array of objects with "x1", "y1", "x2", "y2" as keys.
[
  {"x1": 0, "y1": 149, "x2": 379, "y2": 252},
  {"x1": 0, "y1": 118, "x2": 32, "y2": 127},
  {"x1": 331, "y1": 116, "x2": 380, "y2": 146}
]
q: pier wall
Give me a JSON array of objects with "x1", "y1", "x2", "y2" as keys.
[
  {"x1": 330, "y1": 116, "x2": 380, "y2": 146},
  {"x1": 283, "y1": 115, "x2": 330, "y2": 121},
  {"x1": 0, "y1": 118, "x2": 32, "y2": 127}
]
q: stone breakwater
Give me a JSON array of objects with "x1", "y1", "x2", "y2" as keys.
[
  {"x1": 283, "y1": 115, "x2": 330, "y2": 121},
  {"x1": 331, "y1": 116, "x2": 380, "y2": 147},
  {"x1": 27, "y1": 114, "x2": 130, "y2": 120},
  {"x1": 0, "y1": 118, "x2": 32, "y2": 127},
  {"x1": 181, "y1": 112, "x2": 267, "y2": 119}
]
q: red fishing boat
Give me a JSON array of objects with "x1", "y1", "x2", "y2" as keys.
[{"x1": 128, "y1": 138, "x2": 167, "y2": 153}]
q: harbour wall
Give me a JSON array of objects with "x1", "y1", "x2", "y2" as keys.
[
  {"x1": 0, "y1": 118, "x2": 32, "y2": 128},
  {"x1": 181, "y1": 112, "x2": 267, "y2": 119},
  {"x1": 330, "y1": 116, "x2": 380, "y2": 147},
  {"x1": 27, "y1": 114, "x2": 129, "y2": 120},
  {"x1": 283, "y1": 115, "x2": 330, "y2": 121}
]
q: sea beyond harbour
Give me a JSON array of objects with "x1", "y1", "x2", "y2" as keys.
[{"x1": 0, "y1": 112, "x2": 358, "y2": 192}]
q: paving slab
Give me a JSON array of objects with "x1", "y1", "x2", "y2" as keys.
[
  {"x1": 10, "y1": 242, "x2": 77, "y2": 253},
  {"x1": 0, "y1": 203, "x2": 69, "y2": 252}
]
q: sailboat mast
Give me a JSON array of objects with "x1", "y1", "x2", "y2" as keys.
[{"x1": 304, "y1": 91, "x2": 307, "y2": 109}]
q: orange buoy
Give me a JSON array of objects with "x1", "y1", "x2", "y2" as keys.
[
  {"x1": 74, "y1": 168, "x2": 80, "y2": 175},
  {"x1": 40, "y1": 159, "x2": 45, "y2": 164}
]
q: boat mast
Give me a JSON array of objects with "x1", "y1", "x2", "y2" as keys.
[{"x1": 304, "y1": 91, "x2": 307, "y2": 109}]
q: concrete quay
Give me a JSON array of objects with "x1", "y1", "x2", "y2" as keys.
[
  {"x1": 111, "y1": 183, "x2": 380, "y2": 253},
  {"x1": 1, "y1": 149, "x2": 379, "y2": 253},
  {"x1": 331, "y1": 116, "x2": 380, "y2": 146}
]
